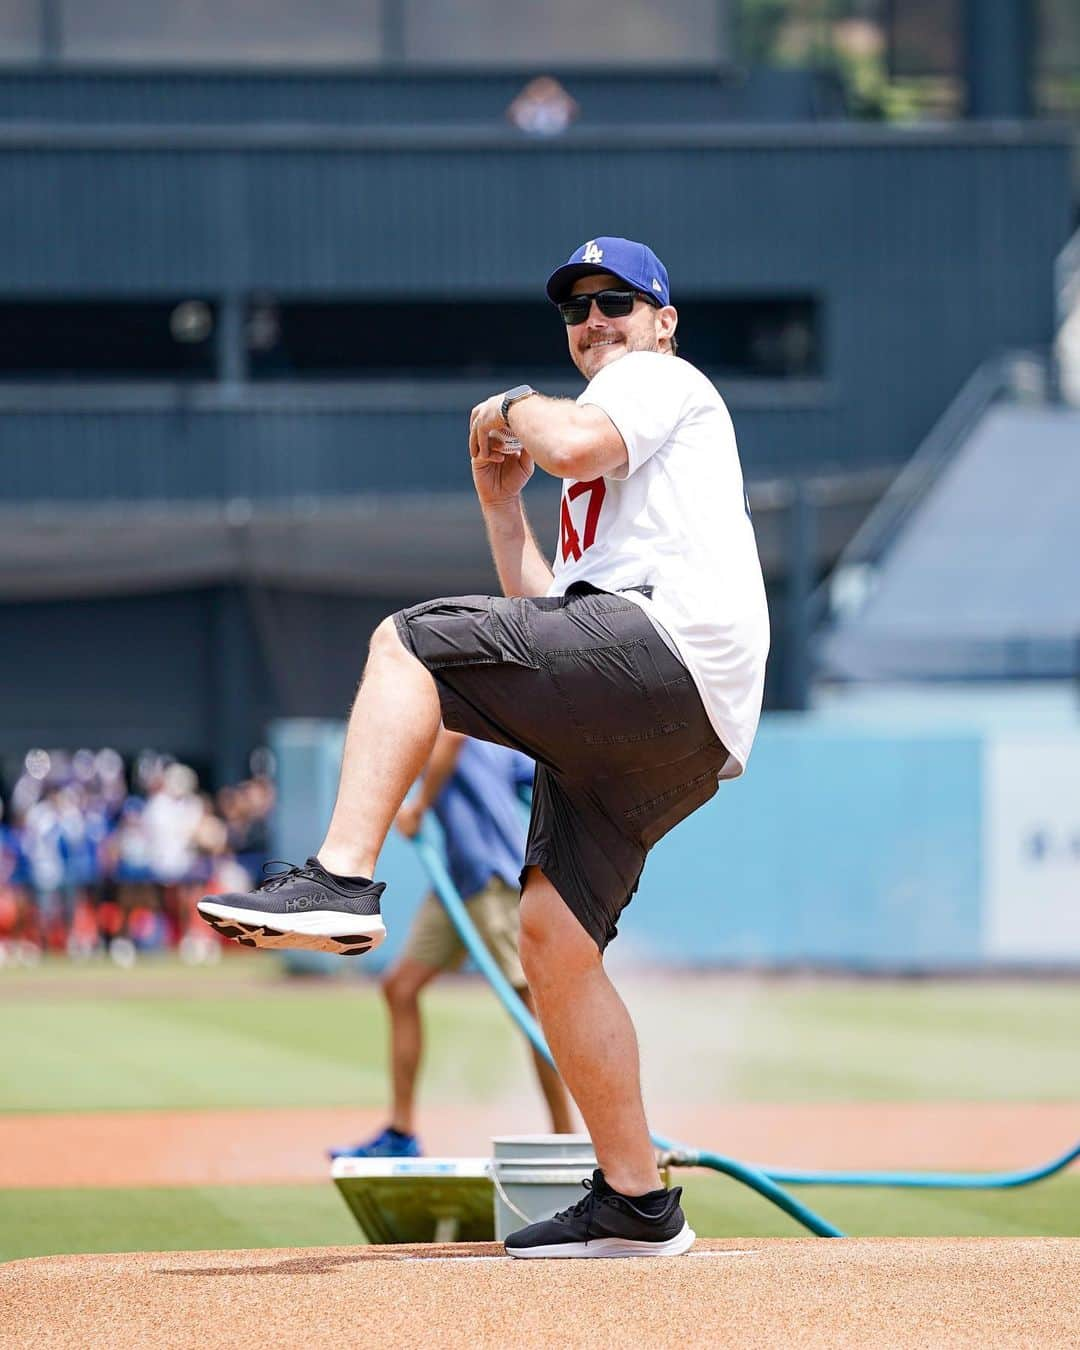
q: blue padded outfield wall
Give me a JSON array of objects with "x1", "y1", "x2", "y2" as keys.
[
  {"x1": 638, "y1": 721, "x2": 983, "y2": 968},
  {"x1": 271, "y1": 715, "x2": 1080, "y2": 971}
]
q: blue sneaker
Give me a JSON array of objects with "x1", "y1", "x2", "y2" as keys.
[{"x1": 327, "y1": 1126, "x2": 422, "y2": 1160}]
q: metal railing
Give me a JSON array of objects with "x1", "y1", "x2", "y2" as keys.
[
  {"x1": 813, "y1": 349, "x2": 1053, "y2": 631},
  {"x1": 1055, "y1": 223, "x2": 1080, "y2": 330}
]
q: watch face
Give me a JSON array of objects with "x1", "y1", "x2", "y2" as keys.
[{"x1": 501, "y1": 385, "x2": 534, "y2": 422}]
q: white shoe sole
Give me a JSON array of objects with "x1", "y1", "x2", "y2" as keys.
[
  {"x1": 197, "y1": 900, "x2": 386, "y2": 956},
  {"x1": 505, "y1": 1221, "x2": 696, "y2": 1259}
]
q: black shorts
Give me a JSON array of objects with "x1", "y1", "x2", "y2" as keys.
[{"x1": 393, "y1": 583, "x2": 728, "y2": 951}]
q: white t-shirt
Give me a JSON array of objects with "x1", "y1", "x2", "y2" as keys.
[{"x1": 546, "y1": 351, "x2": 769, "y2": 778}]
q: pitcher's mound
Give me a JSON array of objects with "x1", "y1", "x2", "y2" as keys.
[{"x1": 3, "y1": 1237, "x2": 1077, "y2": 1348}]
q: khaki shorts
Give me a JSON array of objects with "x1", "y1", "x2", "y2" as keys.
[{"x1": 401, "y1": 876, "x2": 526, "y2": 988}]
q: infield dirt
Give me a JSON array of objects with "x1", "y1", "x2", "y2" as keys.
[
  {"x1": 3, "y1": 1236, "x2": 1078, "y2": 1349},
  {"x1": 2, "y1": 1101, "x2": 1076, "y2": 1189}
]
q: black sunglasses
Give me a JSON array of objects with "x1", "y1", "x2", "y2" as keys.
[{"x1": 556, "y1": 288, "x2": 660, "y2": 327}]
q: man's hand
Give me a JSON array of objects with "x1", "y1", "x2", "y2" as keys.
[
  {"x1": 394, "y1": 799, "x2": 424, "y2": 839},
  {"x1": 469, "y1": 395, "x2": 534, "y2": 507}
]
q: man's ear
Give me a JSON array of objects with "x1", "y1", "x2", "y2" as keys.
[{"x1": 657, "y1": 304, "x2": 678, "y2": 348}]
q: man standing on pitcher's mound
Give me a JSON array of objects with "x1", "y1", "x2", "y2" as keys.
[{"x1": 199, "y1": 236, "x2": 770, "y2": 1258}]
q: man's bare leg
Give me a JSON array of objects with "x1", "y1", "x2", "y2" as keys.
[
  {"x1": 520, "y1": 987, "x2": 576, "y2": 1134},
  {"x1": 517, "y1": 867, "x2": 660, "y2": 1196},
  {"x1": 318, "y1": 617, "x2": 442, "y2": 879},
  {"x1": 381, "y1": 957, "x2": 442, "y2": 1135}
]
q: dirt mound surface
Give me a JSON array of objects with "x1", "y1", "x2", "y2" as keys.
[{"x1": 3, "y1": 1237, "x2": 1077, "y2": 1348}]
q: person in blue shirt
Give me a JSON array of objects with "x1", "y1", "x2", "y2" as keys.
[{"x1": 330, "y1": 730, "x2": 573, "y2": 1158}]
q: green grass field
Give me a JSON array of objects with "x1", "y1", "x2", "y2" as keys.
[
  {"x1": 3, "y1": 1175, "x2": 1079, "y2": 1263},
  {"x1": 4, "y1": 957, "x2": 1078, "y2": 1112},
  {"x1": 1, "y1": 956, "x2": 1077, "y2": 1260}
]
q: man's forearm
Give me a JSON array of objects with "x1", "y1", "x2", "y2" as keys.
[
  {"x1": 482, "y1": 498, "x2": 555, "y2": 597},
  {"x1": 505, "y1": 395, "x2": 580, "y2": 478},
  {"x1": 506, "y1": 394, "x2": 627, "y2": 481}
]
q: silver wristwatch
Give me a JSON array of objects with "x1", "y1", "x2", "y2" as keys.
[{"x1": 500, "y1": 384, "x2": 537, "y2": 424}]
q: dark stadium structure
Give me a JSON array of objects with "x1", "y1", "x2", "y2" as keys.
[{"x1": 0, "y1": 0, "x2": 1075, "y2": 783}]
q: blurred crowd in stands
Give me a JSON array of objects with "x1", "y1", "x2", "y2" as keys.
[{"x1": 0, "y1": 748, "x2": 274, "y2": 964}]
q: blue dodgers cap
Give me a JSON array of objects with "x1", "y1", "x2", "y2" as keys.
[{"x1": 545, "y1": 236, "x2": 670, "y2": 307}]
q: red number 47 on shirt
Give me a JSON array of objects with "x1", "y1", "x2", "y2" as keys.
[{"x1": 560, "y1": 477, "x2": 606, "y2": 563}]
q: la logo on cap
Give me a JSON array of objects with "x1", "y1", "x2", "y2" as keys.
[{"x1": 581, "y1": 240, "x2": 604, "y2": 264}]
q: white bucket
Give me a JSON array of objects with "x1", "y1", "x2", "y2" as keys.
[{"x1": 489, "y1": 1134, "x2": 599, "y2": 1242}]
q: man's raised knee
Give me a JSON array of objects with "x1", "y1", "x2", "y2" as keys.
[{"x1": 371, "y1": 614, "x2": 405, "y2": 657}]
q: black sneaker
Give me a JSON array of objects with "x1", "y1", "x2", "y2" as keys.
[
  {"x1": 504, "y1": 1168, "x2": 695, "y2": 1259},
  {"x1": 197, "y1": 857, "x2": 386, "y2": 956}
]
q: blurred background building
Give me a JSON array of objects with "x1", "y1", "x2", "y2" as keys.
[{"x1": 0, "y1": 0, "x2": 1076, "y2": 794}]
